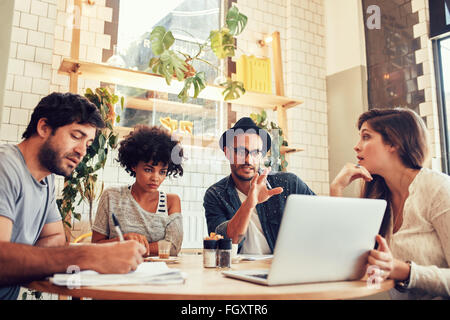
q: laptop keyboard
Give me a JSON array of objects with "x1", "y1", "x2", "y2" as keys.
[{"x1": 251, "y1": 273, "x2": 268, "y2": 279}]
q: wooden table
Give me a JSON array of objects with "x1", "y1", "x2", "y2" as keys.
[{"x1": 27, "y1": 254, "x2": 394, "y2": 300}]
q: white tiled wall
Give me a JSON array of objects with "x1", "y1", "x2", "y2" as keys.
[
  {"x1": 1, "y1": 0, "x2": 328, "y2": 236},
  {"x1": 3, "y1": 0, "x2": 59, "y2": 145},
  {"x1": 410, "y1": 0, "x2": 442, "y2": 170},
  {"x1": 236, "y1": 0, "x2": 329, "y2": 195}
]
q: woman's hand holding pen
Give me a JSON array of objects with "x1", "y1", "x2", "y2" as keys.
[{"x1": 123, "y1": 233, "x2": 150, "y2": 257}]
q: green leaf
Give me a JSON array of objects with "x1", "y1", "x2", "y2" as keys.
[
  {"x1": 106, "y1": 121, "x2": 113, "y2": 131},
  {"x1": 210, "y1": 29, "x2": 235, "y2": 59},
  {"x1": 111, "y1": 95, "x2": 119, "y2": 105},
  {"x1": 221, "y1": 80, "x2": 246, "y2": 101},
  {"x1": 150, "y1": 26, "x2": 175, "y2": 55},
  {"x1": 151, "y1": 50, "x2": 188, "y2": 85},
  {"x1": 97, "y1": 149, "x2": 106, "y2": 165},
  {"x1": 226, "y1": 5, "x2": 248, "y2": 36},
  {"x1": 73, "y1": 212, "x2": 82, "y2": 221},
  {"x1": 177, "y1": 72, "x2": 206, "y2": 103},
  {"x1": 261, "y1": 110, "x2": 267, "y2": 121},
  {"x1": 149, "y1": 57, "x2": 160, "y2": 69},
  {"x1": 98, "y1": 134, "x2": 106, "y2": 148},
  {"x1": 161, "y1": 50, "x2": 187, "y2": 81}
]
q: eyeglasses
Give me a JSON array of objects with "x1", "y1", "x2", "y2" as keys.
[{"x1": 233, "y1": 147, "x2": 263, "y2": 158}]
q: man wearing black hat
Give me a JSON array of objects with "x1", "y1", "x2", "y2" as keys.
[{"x1": 203, "y1": 117, "x2": 315, "y2": 254}]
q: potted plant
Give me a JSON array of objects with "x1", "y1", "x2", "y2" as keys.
[
  {"x1": 57, "y1": 87, "x2": 123, "y2": 239},
  {"x1": 148, "y1": 5, "x2": 248, "y2": 102}
]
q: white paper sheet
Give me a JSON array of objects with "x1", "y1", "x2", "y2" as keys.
[{"x1": 50, "y1": 262, "x2": 186, "y2": 287}]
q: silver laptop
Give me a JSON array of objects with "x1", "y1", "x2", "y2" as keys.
[{"x1": 222, "y1": 195, "x2": 386, "y2": 286}]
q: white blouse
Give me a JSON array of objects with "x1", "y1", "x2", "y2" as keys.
[{"x1": 386, "y1": 168, "x2": 450, "y2": 299}]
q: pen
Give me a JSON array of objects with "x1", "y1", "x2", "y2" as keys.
[
  {"x1": 111, "y1": 213, "x2": 125, "y2": 242},
  {"x1": 258, "y1": 168, "x2": 272, "y2": 190}
]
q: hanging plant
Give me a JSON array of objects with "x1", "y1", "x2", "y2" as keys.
[
  {"x1": 57, "y1": 87, "x2": 123, "y2": 231},
  {"x1": 149, "y1": 5, "x2": 247, "y2": 103}
]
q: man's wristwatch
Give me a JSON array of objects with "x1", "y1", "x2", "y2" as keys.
[{"x1": 394, "y1": 260, "x2": 412, "y2": 292}]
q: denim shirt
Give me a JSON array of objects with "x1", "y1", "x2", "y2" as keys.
[{"x1": 203, "y1": 172, "x2": 315, "y2": 253}]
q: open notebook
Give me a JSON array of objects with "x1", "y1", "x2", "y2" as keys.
[{"x1": 50, "y1": 262, "x2": 186, "y2": 287}]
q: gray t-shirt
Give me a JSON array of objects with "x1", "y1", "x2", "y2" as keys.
[
  {"x1": 0, "y1": 144, "x2": 62, "y2": 300},
  {"x1": 93, "y1": 185, "x2": 183, "y2": 255}
]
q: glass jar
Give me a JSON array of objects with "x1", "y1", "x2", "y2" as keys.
[
  {"x1": 203, "y1": 240, "x2": 217, "y2": 268},
  {"x1": 217, "y1": 239, "x2": 232, "y2": 268}
]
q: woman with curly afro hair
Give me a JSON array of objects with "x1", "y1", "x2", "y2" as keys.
[{"x1": 92, "y1": 125, "x2": 184, "y2": 257}]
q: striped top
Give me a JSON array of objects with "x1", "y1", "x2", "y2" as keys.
[
  {"x1": 156, "y1": 191, "x2": 168, "y2": 214},
  {"x1": 92, "y1": 185, "x2": 183, "y2": 255}
]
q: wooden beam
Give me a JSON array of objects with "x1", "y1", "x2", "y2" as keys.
[
  {"x1": 71, "y1": 0, "x2": 82, "y2": 61},
  {"x1": 68, "y1": 0, "x2": 82, "y2": 93},
  {"x1": 272, "y1": 31, "x2": 285, "y2": 97},
  {"x1": 272, "y1": 31, "x2": 288, "y2": 141}
]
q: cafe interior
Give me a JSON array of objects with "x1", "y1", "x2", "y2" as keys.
[{"x1": 0, "y1": 0, "x2": 449, "y2": 301}]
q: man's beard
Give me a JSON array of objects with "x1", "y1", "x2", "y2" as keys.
[
  {"x1": 231, "y1": 163, "x2": 257, "y2": 182},
  {"x1": 38, "y1": 139, "x2": 77, "y2": 177}
]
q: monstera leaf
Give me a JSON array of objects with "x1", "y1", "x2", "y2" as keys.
[
  {"x1": 150, "y1": 26, "x2": 175, "y2": 55},
  {"x1": 210, "y1": 28, "x2": 235, "y2": 59},
  {"x1": 221, "y1": 79, "x2": 246, "y2": 101},
  {"x1": 150, "y1": 52, "x2": 188, "y2": 85},
  {"x1": 226, "y1": 5, "x2": 248, "y2": 35},
  {"x1": 178, "y1": 72, "x2": 206, "y2": 103},
  {"x1": 149, "y1": 26, "x2": 188, "y2": 85}
]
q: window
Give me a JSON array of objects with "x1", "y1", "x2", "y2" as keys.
[
  {"x1": 429, "y1": 0, "x2": 450, "y2": 38},
  {"x1": 104, "y1": 0, "x2": 226, "y2": 141},
  {"x1": 433, "y1": 36, "x2": 450, "y2": 173},
  {"x1": 430, "y1": 1, "x2": 450, "y2": 173}
]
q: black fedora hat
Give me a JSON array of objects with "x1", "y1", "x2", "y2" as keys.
[{"x1": 219, "y1": 117, "x2": 271, "y2": 154}]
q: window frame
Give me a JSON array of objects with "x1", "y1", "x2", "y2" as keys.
[
  {"x1": 432, "y1": 35, "x2": 450, "y2": 174},
  {"x1": 103, "y1": 0, "x2": 227, "y2": 139}
]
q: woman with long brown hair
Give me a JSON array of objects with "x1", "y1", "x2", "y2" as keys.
[{"x1": 331, "y1": 107, "x2": 450, "y2": 299}]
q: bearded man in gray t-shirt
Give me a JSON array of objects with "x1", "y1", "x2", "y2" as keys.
[{"x1": 0, "y1": 92, "x2": 105, "y2": 300}]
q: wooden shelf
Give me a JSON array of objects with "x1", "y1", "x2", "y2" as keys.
[
  {"x1": 115, "y1": 126, "x2": 218, "y2": 148},
  {"x1": 59, "y1": 59, "x2": 303, "y2": 110},
  {"x1": 60, "y1": 59, "x2": 305, "y2": 154},
  {"x1": 115, "y1": 126, "x2": 303, "y2": 154},
  {"x1": 125, "y1": 97, "x2": 215, "y2": 117}
]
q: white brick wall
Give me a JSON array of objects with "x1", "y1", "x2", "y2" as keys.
[
  {"x1": 411, "y1": 0, "x2": 442, "y2": 170},
  {"x1": 236, "y1": 0, "x2": 329, "y2": 195},
  {"x1": 1, "y1": 0, "x2": 60, "y2": 143}
]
